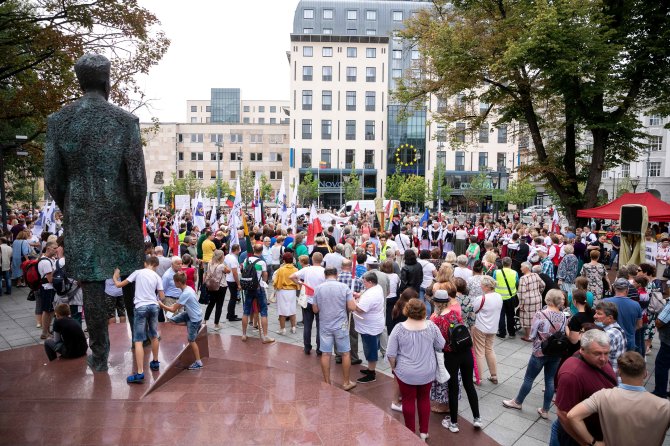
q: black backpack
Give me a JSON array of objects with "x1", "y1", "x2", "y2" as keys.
[
  {"x1": 449, "y1": 322, "x2": 473, "y2": 353},
  {"x1": 240, "y1": 258, "x2": 262, "y2": 291},
  {"x1": 539, "y1": 311, "x2": 570, "y2": 357},
  {"x1": 52, "y1": 259, "x2": 73, "y2": 296}
]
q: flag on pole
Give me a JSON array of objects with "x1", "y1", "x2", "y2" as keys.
[
  {"x1": 278, "y1": 178, "x2": 288, "y2": 227},
  {"x1": 209, "y1": 204, "x2": 218, "y2": 232},
  {"x1": 44, "y1": 201, "x2": 57, "y2": 234},
  {"x1": 387, "y1": 201, "x2": 399, "y2": 231},
  {"x1": 551, "y1": 207, "x2": 560, "y2": 233},
  {"x1": 193, "y1": 192, "x2": 206, "y2": 230},
  {"x1": 225, "y1": 190, "x2": 235, "y2": 208},
  {"x1": 229, "y1": 178, "x2": 242, "y2": 249},
  {"x1": 252, "y1": 174, "x2": 262, "y2": 224},
  {"x1": 290, "y1": 176, "x2": 298, "y2": 235},
  {"x1": 306, "y1": 202, "x2": 323, "y2": 246},
  {"x1": 419, "y1": 208, "x2": 430, "y2": 226},
  {"x1": 352, "y1": 201, "x2": 360, "y2": 216}
]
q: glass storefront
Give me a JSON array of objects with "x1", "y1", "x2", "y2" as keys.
[{"x1": 387, "y1": 105, "x2": 427, "y2": 175}]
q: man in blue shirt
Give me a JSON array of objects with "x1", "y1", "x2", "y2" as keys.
[
  {"x1": 653, "y1": 300, "x2": 670, "y2": 398},
  {"x1": 604, "y1": 278, "x2": 642, "y2": 352},
  {"x1": 159, "y1": 271, "x2": 204, "y2": 370}
]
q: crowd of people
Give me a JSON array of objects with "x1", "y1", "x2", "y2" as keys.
[{"x1": 6, "y1": 205, "x2": 670, "y2": 443}]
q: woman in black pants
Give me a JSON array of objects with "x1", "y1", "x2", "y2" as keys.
[
  {"x1": 203, "y1": 250, "x2": 229, "y2": 329},
  {"x1": 430, "y1": 285, "x2": 482, "y2": 434}
]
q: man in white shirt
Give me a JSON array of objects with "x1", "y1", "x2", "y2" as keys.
[
  {"x1": 355, "y1": 272, "x2": 386, "y2": 384},
  {"x1": 291, "y1": 252, "x2": 326, "y2": 355},
  {"x1": 395, "y1": 227, "x2": 411, "y2": 265},
  {"x1": 223, "y1": 244, "x2": 242, "y2": 322},
  {"x1": 0, "y1": 237, "x2": 12, "y2": 295},
  {"x1": 417, "y1": 251, "x2": 437, "y2": 316},
  {"x1": 323, "y1": 244, "x2": 346, "y2": 273}
]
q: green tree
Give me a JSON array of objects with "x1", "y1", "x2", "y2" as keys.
[
  {"x1": 431, "y1": 161, "x2": 452, "y2": 208},
  {"x1": 259, "y1": 174, "x2": 274, "y2": 201},
  {"x1": 205, "y1": 180, "x2": 232, "y2": 204},
  {"x1": 240, "y1": 168, "x2": 255, "y2": 204},
  {"x1": 385, "y1": 170, "x2": 404, "y2": 200},
  {"x1": 399, "y1": 175, "x2": 428, "y2": 210},
  {"x1": 298, "y1": 171, "x2": 319, "y2": 205},
  {"x1": 462, "y1": 173, "x2": 490, "y2": 212},
  {"x1": 162, "y1": 173, "x2": 201, "y2": 209},
  {"x1": 343, "y1": 167, "x2": 361, "y2": 202},
  {"x1": 396, "y1": 0, "x2": 670, "y2": 227},
  {"x1": 616, "y1": 177, "x2": 633, "y2": 198},
  {"x1": 504, "y1": 179, "x2": 537, "y2": 209}
]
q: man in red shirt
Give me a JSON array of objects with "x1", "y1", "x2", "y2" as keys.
[{"x1": 550, "y1": 329, "x2": 617, "y2": 446}]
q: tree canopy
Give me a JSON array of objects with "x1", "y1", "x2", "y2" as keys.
[
  {"x1": 396, "y1": 0, "x2": 670, "y2": 226},
  {"x1": 298, "y1": 171, "x2": 319, "y2": 205}
]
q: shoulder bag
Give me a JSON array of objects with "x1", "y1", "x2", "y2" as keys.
[
  {"x1": 576, "y1": 353, "x2": 618, "y2": 386},
  {"x1": 539, "y1": 311, "x2": 569, "y2": 357},
  {"x1": 475, "y1": 294, "x2": 486, "y2": 314}
]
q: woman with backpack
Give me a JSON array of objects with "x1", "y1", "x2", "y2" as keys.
[
  {"x1": 502, "y1": 289, "x2": 566, "y2": 419},
  {"x1": 431, "y1": 285, "x2": 481, "y2": 433}
]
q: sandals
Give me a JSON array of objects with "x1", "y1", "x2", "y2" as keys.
[
  {"x1": 126, "y1": 373, "x2": 144, "y2": 384},
  {"x1": 488, "y1": 376, "x2": 499, "y2": 385},
  {"x1": 149, "y1": 360, "x2": 160, "y2": 371},
  {"x1": 537, "y1": 408, "x2": 549, "y2": 419}
]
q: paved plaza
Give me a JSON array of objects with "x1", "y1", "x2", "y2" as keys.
[{"x1": 0, "y1": 285, "x2": 668, "y2": 446}]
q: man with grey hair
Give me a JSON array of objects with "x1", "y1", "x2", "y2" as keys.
[
  {"x1": 454, "y1": 255, "x2": 473, "y2": 281},
  {"x1": 154, "y1": 245, "x2": 172, "y2": 278},
  {"x1": 594, "y1": 301, "x2": 626, "y2": 374},
  {"x1": 603, "y1": 277, "x2": 642, "y2": 353},
  {"x1": 384, "y1": 248, "x2": 401, "y2": 275},
  {"x1": 161, "y1": 256, "x2": 184, "y2": 317},
  {"x1": 551, "y1": 329, "x2": 617, "y2": 446},
  {"x1": 323, "y1": 244, "x2": 345, "y2": 273}
]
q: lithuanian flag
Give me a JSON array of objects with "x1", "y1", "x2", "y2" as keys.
[{"x1": 225, "y1": 190, "x2": 235, "y2": 208}]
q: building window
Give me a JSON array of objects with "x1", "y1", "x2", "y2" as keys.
[
  {"x1": 365, "y1": 91, "x2": 376, "y2": 111},
  {"x1": 302, "y1": 90, "x2": 313, "y2": 110},
  {"x1": 258, "y1": 118, "x2": 265, "y2": 124},
  {"x1": 321, "y1": 120, "x2": 332, "y2": 139},
  {"x1": 190, "y1": 105, "x2": 197, "y2": 112},
  {"x1": 302, "y1": 149, "x2": 312, "y2": 168},
  {"x1": 303, "y1": 65, "x2": 313, "y2": 81},
  {"x1": 455, "y1": 123, "x2": 466, "y2": 143},
  {"x1": 210, "y1": 152, "x2": 223, "y2": 161},
  {"x1": 243, "y1": 105, "x2": 250, "y2": 112},
  {"x1": 270, "y1": 152, "x2": 283, "y2": 162},
  {"x1": 479, "y1": 124, "x2": 489, "y2": 143},
  {"x1": 411, "y1": 49, "x2": 419, "y2": 60},
  {"x1": 322, "y1": 90, "x2": 332, "y2": 110},
  {"x1": 649, "y1": 135, "x2": 663, "y2": 151},
  {"x1": 270, "y1": 106, "x2": 276, "y2": 113},
  {"x1": 191, "y1": 152, "x2": 203, "y2": 161},
  {"x1": 321, "y1": 149, "x2": 331, "y2": 168},
  {"x1": 250, "y1": 134, "x2": 263, "y2": 143},
  {"x1": 178, "y1": 152, "x2": 184, "y2": 161},
  {"x1": 346, "y1": 91, "x2": 356, "y2": 111},
  {"x1": 303, "y1": 46, "x2": 313, "y2": 57},
  {"x1": 366, "y1": 10, "x2": 377, "y2": 20},
  {"x1": 269, "y1": 134, "x2": 284, "y2": 144},
  {"x1": 455, "y1": 151, "x2": 465, "y2": 171},
  {"x1": 270, "y1": 118, "x2": 276, "y2": 124},
  {"x1": 346, "y1": 47, "x2": 357, "y2": 57},
  {"x1": 392, "y1": 68, "x2": 402, "y2": 78},
  {"x1": 210, "y1": 133, "x2": 223, "y2": 143},
  {"x1": 322, "y1": 66, "x2": 332, "y2": 81},
  {"x1": 322, "y1": 47, "x2": 333, "y2": 57},
  {"x1": 366, "y1": 48, "x2": 376, "y2": 58},
  {"x1": 392, "y1": 50, "x2": 402, "y2": 60},
  {"x1": 190, "y1": 117, "x2": 197, "y2": 123},
  {"x1": 323, "y1": 9, "x2": 333, "y2": 19},
  {"x1": 621, "y1": 163, "x2": 630, "y2": 177},
  {"x1": 259, "y1": 106, "x2": 265, "y2": 112},
  {"x1": 365, "y1": 67, "x2": 376, "y2": 82},
  {"x1": 497, "y1": 125, "x2": 507, "y2": 144},
  {"x1": 303, "y1": 28, "x2": 313, "y2": 34},
  {"x1": 346, "y1": 120, "x2": 356, "y2": 140},
  {"x1": 230, "y1": 171, "x2": 236, "y2": 180},
  {"x1": 302, "y1": 119, "x2": 312, "y2": 139},
  {"x1": 602, "y1": 170, "x2": 610, "y2": 179},
  {"x1": 243, "y1": 117, "x2": 250, "y2": 124},
  {"x1": 436, "y1": 98, "x2": 447, "y2": 113},
  {"x1": 497, "y1": 152, "x2": 506, "y2": 170},
  {"x1": 365, "y1": 120, "x2": 375, "y2": 140},
  {"x1": 436, "y1": 125, "x2": 446, "y2": 142},
  {"x1": 190, "y1": 133, "x2": 203, "y2": 143},
  {"x1": 230, "y1": 152, "x2": 243, "y2": 161},
  {"x1": 230, "y1": 133, "x2": 243, "y2": 143},
  {"x1": 210, "y1": 170, "x2": 217, "y2": 180},
  {"x1": 346, "y1": 66, "x2": 357, "y2": 81},
  {"x1": 366, "y1": 29, "x2": 376, "y2": 35},
  {"x1": 393, "y1": 11, "x2": 403, "y2": 21},
  {"x1": 649, "y1": 115, "x2": 662, "y2": 126},
  {"x1": 205, "y1": 106, "x2": 211, "y2": 112},
  {"x1": 303, "y1": 8, "x2": 314, "y2": 19},
  {"x1": 323, "y1": 28, "x2": 333, "y2": 34},
  {"x1": 364, "y1": 150, "x2": 374, "y2": 168},
  {"x1": 478, "y1": 152, "x2": 488, "y2": 169},
  {"x1": 250, "y1": 152, "x2": 263, "y2": 161},
  {"x1": 346, "y1": 28, "x2": 357, "y2": 35},
  {"x1": 345, "y1": 149, "x2": 355, "y2": 167},
  {"x1": 270, "y1": 171, "x2": 283, "y2": 180},
  {"x1": 347, "y1": 10, "x2": 357, "y2": 20},
  {"x1": 649, "y1": 161, "x2": 662, "y2": 177},
  {"x1": 178, "y1": 170, "x2": 184, "y2": 179}
]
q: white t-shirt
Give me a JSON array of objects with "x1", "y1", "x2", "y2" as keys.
[
  {"x1": 355, "y1": 284, "x2": 385, "y2": 335},
  {"x1": 418, "y1": 259, "x2": 436, "y2": 289},
  {"x1": 454, "y1": 266, "x2": 473, "y2": 281},
  {"x1": 396, "y1": 234, "x2": 410, "y2": 255},
  {"x1": 455, "y1": 229, "x2": 469, "y2": 240},
  {"x1": 471, "y1": 292, "x2": 503, "y2": 334},
  {"x1": 244, "y1": 255, "x2": 267, "y2": 283},
  {"x1": 323, "y1": 252, "x2": 344, "y2": 273},
  {"x1": 126, "y1": 268, "x2": 163, "y2": 309},
  {"x1": 224, "y1": 253, "x2": 239, "y2": 282},
  {"x1": 270, "y1": 244, "x2": 283, "y2": 265},
  {"x1": 294, "y1": 265, "x2": 325, "y2": 304},
  {"x1": 37, "y1": 256, "x2": 55, "y2": 290},
  {"x1": 386, "y1": 272, "x2": 400, "y2": 299}
]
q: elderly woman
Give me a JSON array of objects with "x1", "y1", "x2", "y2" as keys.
[
  {"x1": 11, "y1": 229, "x2": 31, "y2": 287},
  {"x1": 465, "y1": 236, "x2": 480, "y2": 268},
  {"x1": 466, "y1": 261, "x2": 485, "y2": 304},
  {"x1": 453, "y1": 255, "x2": 472, "y2": 281},
  {"x1": 517, "y1": 262, "x2": 546, "y2": 341},
  {"x1": 556, "y1": 244, "x2": 579, "y2": 294},
  {"x1": 502, "y1": 289, "x2": 567, "y2": 419},
  {"x1": 387, "y1": 298, "x2": 445, "y2": 441},
  {"x1": 272, "y1": 252, "x2": 301, "y2": 334},
  {"x1": 470, "y1": 276, "x2": 503, "y2": 385},
  {"x1": 581, "y1": 249, "x2": 608, "y2": 302}
]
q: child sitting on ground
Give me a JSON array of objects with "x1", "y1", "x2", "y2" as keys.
[
  {"x1": 158, "y1": 271, "x2": 204, "y2": 370},
  {"x1": 44, "y1": 303, "x2": 88, "y2": 361}
]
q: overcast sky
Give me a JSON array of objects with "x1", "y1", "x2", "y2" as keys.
[{"x1": 134, "y1": 1, "x2": 298, "y2": 122}]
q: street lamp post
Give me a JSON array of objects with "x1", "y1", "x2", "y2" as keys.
[
  {"x1": 631, "y1": 176, "x2": 640, "y2": 193},
  {"x1": 415, "y1": 152, "x2": 422, "y2": 212},
  {"x1": 437, "y1": 143, "x2": 444, "y2": 214},
  {"x1": 215, "y1": 142, "x2": 222, "y2": 209}
]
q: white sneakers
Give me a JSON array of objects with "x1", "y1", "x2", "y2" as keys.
[
  {"x1": 442, "y1": 419, "x2": 459, "y2": 432},
  {"x1": 390, "y1": 402, "x2": 402, "y2": 412}
]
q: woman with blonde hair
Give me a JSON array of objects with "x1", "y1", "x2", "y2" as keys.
[
  {"x1": 273, "y1": 252, "x2": 301, "y2": 334},
  {"x1": 203, "y1": 250, "x2": 230, "y2": 329},
  {"x1": 482, "y1": 251, "x2": 497, "y2": 276},
  {"x1": 434, "y1": 262, "x2": 454, "y2": 286}
]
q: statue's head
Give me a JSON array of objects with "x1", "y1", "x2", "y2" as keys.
[{"x1": 74, "y1": 54, "x2": 111, "y2": 100}]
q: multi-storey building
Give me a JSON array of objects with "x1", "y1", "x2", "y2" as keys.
[{"x1": 288, "y1": 0, "x2": 520, "y2": 209}]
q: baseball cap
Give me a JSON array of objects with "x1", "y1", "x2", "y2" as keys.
[{"x1": 613, "y1": 278, "x2": 630, "y2": 290}]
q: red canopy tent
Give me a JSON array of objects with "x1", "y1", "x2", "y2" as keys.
[{"x1": 576, "y1": 192, "x2": 670, "y2": 221}]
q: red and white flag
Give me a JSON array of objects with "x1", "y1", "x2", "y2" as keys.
[{"x1": 306, "y1": 202, "x2": 323, "y2": 246}]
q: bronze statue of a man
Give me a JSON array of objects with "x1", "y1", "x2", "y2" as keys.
[{"x1": 45, "y1": 54, "x2": 147, "y2": 371}]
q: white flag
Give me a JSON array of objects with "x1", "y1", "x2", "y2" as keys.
[
  {"x1": 209, "y1": 202, "x2": 218, "y2": 232},
  {"x1": 229, "y1": 178, "x2": 242, "y2": 248},
  {"x1": 278, "y1": 177, "x2": 288, "y2": 227},
  {"x1": 193, "y1": 192, "x2": 206, "y2": 230},
  {"x1": 253, "y1": 173, "x2": 262, "y2": 224},
  {"x1": 290, "y1": 176, "x2": 299, "y2": 235}
]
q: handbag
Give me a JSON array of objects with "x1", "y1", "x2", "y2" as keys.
[
  {"x1": 501, "y1": 269, "x2": 519, "y2": 308},
  {"x1": 297, "y1": 286, "x2": 308, "y2": 309},
  {"x1": 205, "y1": 264, "x2": 223, "y2": 291},
  {"x1": 435, "y1": 350, "x2": 450, "y2": 384}
]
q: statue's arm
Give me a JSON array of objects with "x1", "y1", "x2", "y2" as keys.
[
  {"x1": 125, "y1": 118, "x2": 147, "y2": 226},
  {"x1": 44, "y1": 116, "x2": 66, "y2": 210}
]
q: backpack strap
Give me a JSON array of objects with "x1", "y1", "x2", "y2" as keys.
[
  {"x1": 475, "y1": 294, "x2": 486, "y2": 314},
  {"x1": 576, "y1": 353, "x2": 618, "y2": 386}
]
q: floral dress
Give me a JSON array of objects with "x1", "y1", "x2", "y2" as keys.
[{"x1": 581, "y1": 262, "x2": 607, "y2": 302}]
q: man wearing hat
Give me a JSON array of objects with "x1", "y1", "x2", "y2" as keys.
[
  {"x1": 537, "y1": 246, "x2": 555, "y2": 281},
  {"x1": 603, "y1": 278, "x2": 643, "y2": 352}
]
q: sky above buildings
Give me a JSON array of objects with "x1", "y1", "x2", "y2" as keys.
[{"x1": 134, "y1": 0, "x2": 298, "y2": 122}]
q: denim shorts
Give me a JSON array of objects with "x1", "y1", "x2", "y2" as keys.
[
  {"x1": 242, "y1": 288, "x2": 268, "y2": 317},
  {"x1": 133, "y1": 304, "x2": 159, "y2": 342},
  {"x1": 360, "y1": 333, "x2": 380, "y2": 362},
  {"x1": 319, "y1": 326, "x2": 350, "y2": 354},
  {"x1": 170, "y1": 311, "x2": 202, "y2": 342}
]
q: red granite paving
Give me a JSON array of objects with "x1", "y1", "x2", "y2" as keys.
[{"x1": 0, "y1": 324, "x2": 500, "y2": 445}]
